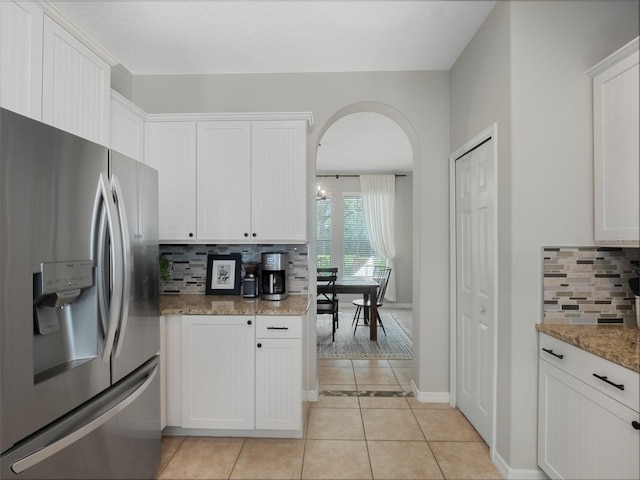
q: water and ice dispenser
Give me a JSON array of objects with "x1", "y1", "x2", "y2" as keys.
[{"x1": 32, "y1": 261, "x2": 98, "y2": 383}]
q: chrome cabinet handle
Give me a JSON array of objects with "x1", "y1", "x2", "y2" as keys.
[
  {"x1": 542, "y1": 348, "x2": 564, "y2": 360},
  {"x1": 593, "y1": 373, "x2": 624, "y2": 391}
]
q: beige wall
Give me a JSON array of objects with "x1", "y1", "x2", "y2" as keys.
[
  {"x1": 133, "y1": 71, "x2": 451, "y2": 394},
  {"x1": 451, "y1": 0, "x2": 639, "y2": 472}
]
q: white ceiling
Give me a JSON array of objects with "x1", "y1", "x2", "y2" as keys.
[
  {"x1": 50, "y1": 1, "x2": 496, "y2": 75},
  {"x1": 49, "y1": 1, "x2": 495, "y2": 172},
  {"x1": 317, "y1": 112, "x2": 413, "y2": 173}
]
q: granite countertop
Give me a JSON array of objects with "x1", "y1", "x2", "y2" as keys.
[
  {"x1": 536, "y1": 323, "x2": 639, "y2": 373},
  {"x1": 160, "y1": 294, "x2": 311, "y2": 316}
]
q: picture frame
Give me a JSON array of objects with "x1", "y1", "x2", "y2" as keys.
[{"x1": 205, "y1": 253, "x2": 242, "y2": 295}]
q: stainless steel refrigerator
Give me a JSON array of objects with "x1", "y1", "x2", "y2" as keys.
[{"x1": 0, "y1": 108, "x2": 161, "y2": 479}]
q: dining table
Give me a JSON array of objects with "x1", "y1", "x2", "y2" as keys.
[{"x1": 317, "y1": 275, "x2": 380, "y2": 341}]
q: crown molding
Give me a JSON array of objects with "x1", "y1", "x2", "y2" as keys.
[
  {"x1": 145, "y1": 111, "x2": 314, "y2": 127},
  {"x1": 37, "y1": 1, "x2": 120, "y2": 67},
  {"x1": 586, "y1": 36, "x2": 639, "y2": 77}
]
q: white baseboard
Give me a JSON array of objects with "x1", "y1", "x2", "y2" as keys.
[
  {"x1": 411, "y1": 380, "x2": 450, "y2": 403},
  {"x1": 305, "y1": 388, "x2": 319, "y2": 402},
  {"x1": 492, "y1": 451, "x2": 548, "y2": 480},
  {"x1": 304, "y1": 378, "x2": 319, "y2": 402}
]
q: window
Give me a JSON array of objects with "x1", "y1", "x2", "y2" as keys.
[
  {"x1": 316, "y1": 197, "x2": 332, "y2": 268},
  {"x1": 343, "y1": 194, "x2": 384, "y2": 276}
]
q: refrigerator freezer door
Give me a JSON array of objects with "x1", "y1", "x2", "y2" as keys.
[
  {"x1": 109, "y1": 151, "x2": 160, "y2": 383},
  {"x1": 0, "y1": 109, "x2": 111, "y2": 452},
  {"x1": 0, "y1": 357, "x2": 160, "y2": 479}
]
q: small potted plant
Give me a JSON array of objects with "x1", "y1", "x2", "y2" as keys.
[{"x1": 159, "y1": 256, "x2": 171, "y2": 283}]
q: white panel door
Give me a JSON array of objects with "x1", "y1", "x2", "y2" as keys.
[
  {"x1": 42, "y1": 15, "x2": 110, "y2": 145},
  {"x1": 196, "y1": 121, "x2": 251, "y2": 241},
  {"x1": 538, "y1": 360, "x2": 640, "y2": 480},
  {"x1": 455, "y1": 138, "x2": 495, "y2": 444},
  {"x1": 255, "y1": 338, "x2": 302, "y2": 431},
  {"x1": 181, "y1": 315, "x2": 255, "y2": 430},
  {"x1": 145, "y1": 122, "x2": 197, "y2": 242},
  {"x1": 0, "y1": 1, "x2": 43, "y2": 120},
  {"x1": 250, "y1": 121, "x2": 308, "y2": 243}
]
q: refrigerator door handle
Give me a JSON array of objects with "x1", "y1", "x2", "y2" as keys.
[
  {"x1": 91, "y1": 172, "x2": 124, "y2": 362},
  {"x1": 111, "y1": 174, "x2": 131, "y2": 359},
  {"x1": 10, "y1": 364, "x2": 159, "y2": 474}
]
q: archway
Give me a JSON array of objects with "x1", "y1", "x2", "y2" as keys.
[{"x1": 310, "y1": 102, "x2": 421, "y2": 397}]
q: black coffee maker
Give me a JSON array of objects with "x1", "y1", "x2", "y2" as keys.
[{"x1": 261, "y1": 252, "x2": 288, "y2": 300}]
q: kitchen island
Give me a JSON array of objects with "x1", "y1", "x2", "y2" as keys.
[{"x1": 160, "y1": 293, "x2": 310, "y2": 316}]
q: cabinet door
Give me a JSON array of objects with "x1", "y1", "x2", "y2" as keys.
[
  {"x1": 593, "y1": 47, "x2": 639, "y2": 243},
  {"x1": 110, "y1": 91, "x2": 145, "y2": 162},
  {"x1": 538, "y1": 360, "x2": 639, "y2": 480},
  {"x1": 182, "y1": 316, "x2": 255, "y2": 430},
  {"x1": 196, "y1": 122, "x2": 251, "y2": 241},
  {"x1": 250, "y1": 121, "x2": 308, "y2": 243},
  {"x1": 255, "y1": 338, "x2": 301, "y2": 431},
  {"x1": 42, "y1": 15, "x2": 110, "y2": 145},
  {"x1": 0, "y1": 1, "x2": 43, "y2": 120},
  {"x1": 146, "y1": 122, "x2": 197, "y2": 242}
]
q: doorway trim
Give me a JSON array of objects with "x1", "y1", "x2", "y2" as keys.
[{"x1": 448, "y1": 123, "x2": 499, "y2": 454}]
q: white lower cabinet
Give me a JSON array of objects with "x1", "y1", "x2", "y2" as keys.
[
  {"x1": 181, "y1": 315, "x2": 255, "y2": 430},
  {"x1": 173, "y1": 314, "x2": 303, "y2": 435},
  {"x1": 538, "y1": 334, "x2": 640, "y2": 480},
  {"x1": 255, "y1": 316, "x2": 302, "y2": 431}
]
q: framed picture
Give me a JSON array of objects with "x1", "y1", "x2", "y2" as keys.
[{"x1": 205, "y1": 254, "x2": 242, "y2": 295}]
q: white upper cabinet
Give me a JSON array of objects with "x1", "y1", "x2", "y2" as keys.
[
  {"x1": 251, "y1": 121, "x2": 308, "y2": 243},
  {"x1": 42, "y1": 14, "x2": 111, "y2": 145},
  {"x1": 110, "y1": 90, "x2": 146, "y2": 162},
  {"x1": 588, "y1": 37, "x2": 640, "y2": 245},
  {"x1": 145, "y1": 121, "x2": 197, "y2": 241},
  {"x1": 146, "y1": 114, "x2": 312, "y2": 244},
  {"x1": 1, "y1": 3, "x2": 112, "y2": 144},
  {"x1": 0, "y1": 1, "x2": 43, "y2": 120},
  {"x1": 196, "y1": 121, "x2": 252, "y2": 241}
]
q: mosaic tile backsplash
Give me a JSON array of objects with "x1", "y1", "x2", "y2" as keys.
[
  {"x1": 543, "y1": 247, "x2": 639, "y2": 325},
  {"x1": 159, "y1": 244, "x2": 309, "y2": 295}
]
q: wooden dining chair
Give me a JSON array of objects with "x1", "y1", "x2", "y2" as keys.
[
  {"x1": 352, "y1": 266, "x2": 391, "y2": 335},
  {"x1": 317, "y1": 267, "x2": 339, "y2": 341}
]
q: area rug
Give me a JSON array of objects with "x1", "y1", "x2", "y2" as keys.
[{"x1": 317, "y1": 311, "x2": 413, "y2": 359}]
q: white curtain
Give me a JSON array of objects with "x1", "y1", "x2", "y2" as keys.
[{"x1": 360, "y1": 175, "x2": 396, "y2": 301}]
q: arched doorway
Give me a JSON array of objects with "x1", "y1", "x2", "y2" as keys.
[{"x1": 309, "y1": 102, "x2": 420, "y2": 397}]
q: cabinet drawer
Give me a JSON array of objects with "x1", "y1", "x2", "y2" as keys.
[
  {"x1": 256, "y1": 316, "x2": 301, "y2": 339},
  {"x1": 540, "y1": 333, "x2": 639, "y2": 412}
]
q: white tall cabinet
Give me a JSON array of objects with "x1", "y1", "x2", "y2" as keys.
[
  {"x1": 145, "y1": 114, "x2": 312, "y2": 243},
  {"x1": 588, "y1": 37, "x2": 639, "y2": 245}
]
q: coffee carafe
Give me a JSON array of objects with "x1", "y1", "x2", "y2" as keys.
[{"x1": 261, "y1": 252, "x2": 288, "y2": 300}]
